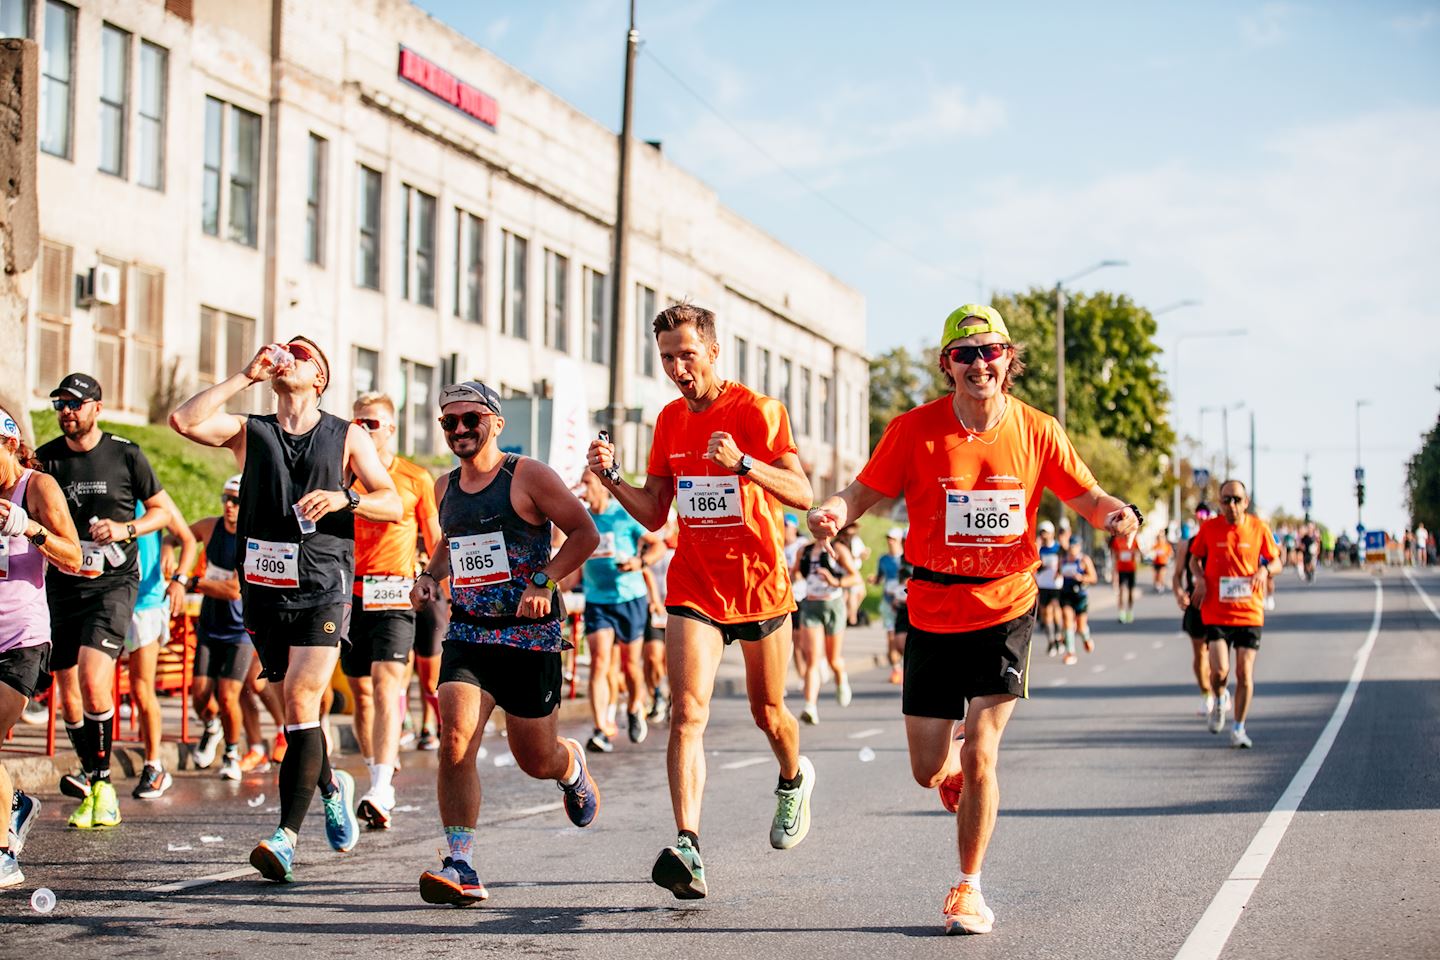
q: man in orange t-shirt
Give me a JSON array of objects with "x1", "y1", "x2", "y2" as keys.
[
  {"x1": 588, "y1": 303, "x2": 815, "y2": 901},
  {"x1": 345, "y1": 393, "x2": 441, "y2": 827},
  {"x1": 1188, "y1": 479, "x2": 1280, "y2": 749},
  {"x1": 1111, "y1": 532, "x2": 1139, "y2": 623},
  {"x1": 808, "y1": 303, "x2": 1140, "y2": 936}
]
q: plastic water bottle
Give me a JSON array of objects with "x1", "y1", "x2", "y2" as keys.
[
  {"x1": 90, "y1": 517, "x2": 127, "y2": 567},
  {"x1": 858, "y1": 747, "x2": 876, "y2": 763},
  {"x1": 31, "y1": 887, "x2": 55, "y2": 914},
  {"x1": 293, "y1": 503, "x2": 316, "y2": 536}
]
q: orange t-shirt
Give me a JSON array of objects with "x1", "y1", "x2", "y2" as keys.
[
  {"x1": 1153, "y1": 537, "x2": 1173, "y2": 565},
  {"x1": 1111, "y1": 535, "x2": 1139, "y2": 572},
  {"x1": 647, "y1": 381, "x2": 797, "y2": 623},
  {"x1": 352, "y1": 455, "x2": 439, "y2": 593},
  {"x1": 1190, "y1": 514, "x2": 1277, "y2": 627},
  {"x1": 857, "y1": 396, "x2": 1096, "y2": 632}
]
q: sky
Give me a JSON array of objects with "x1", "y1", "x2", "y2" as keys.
[{"x1": 418, "y1": 0, "x2": 1440, "y2": 535}]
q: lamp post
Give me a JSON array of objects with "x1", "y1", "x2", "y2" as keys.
[
  {"x1": 1199, "y1": 400, "x2": 1244, "y2": 482},
  {"x1": 1054, "y1": 259, "x2": 1126, "y2": 428},
  {"x1": 1170, "y1": 326, "x2": 1243, "y2": 529}
]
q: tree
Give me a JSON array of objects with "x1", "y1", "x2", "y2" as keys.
[
  {"x1": 1405, "y1": 385, "x2": 1440, "y2": 532},
  {"x1": 868, "y1": 345, "x2": 932, "y2": 452}
]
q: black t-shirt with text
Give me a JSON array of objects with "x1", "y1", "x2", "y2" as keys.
[{"x1": 38, "y1": 432, "x2": 162, "y2": 593}]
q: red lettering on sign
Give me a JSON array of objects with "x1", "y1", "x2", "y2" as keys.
[{"x1": 397, "y1": 46, "x2": 499, "y2": 130}]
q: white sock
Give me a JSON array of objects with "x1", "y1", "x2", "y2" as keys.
[
  {"x1": 145, "y1": 760, "x2": 164, "y2": 773},
  {"x1": 373, "y1": 763, "x2": 394, "y2": 793},
  {"x1": 957, "y1": 871, "x2": 981, "y2": 891}
]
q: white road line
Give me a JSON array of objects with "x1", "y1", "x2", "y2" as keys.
[
  {"x1": 1090, "y1": 665, "x2": 1107, "y2": 674},
  {"x1": 1175, "y1": 578, "x2": 1383, "y2": 960},
  {"x1": 1403, "y1": 568, "x2": 1440, "y2": 622},
  {"x1": 1123, "y1": 652, "x2": 1138, "y2": 661},
  {"x1": 146, "y1": 867, "x2": 255, "y2": 895},
  {"x1": 512, "y1": 801, "x2": 565, "y2": 817},
  {"x1": 1049, "y1": 677, "x2": 1068, "y2": 687},
  {"x1": 847, "y1": 728, "x2": 884, "y2": 740},
  {"x1": 1152, "y1": 640, "x2": 1166, "y2": 650},
  {"x1": 720, "y1": 756, "x2": 770, "y2": 770}
]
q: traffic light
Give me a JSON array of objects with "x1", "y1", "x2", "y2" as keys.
[{"x1": 1355, "y1": 481, "x2": 1366, "y2": 507}]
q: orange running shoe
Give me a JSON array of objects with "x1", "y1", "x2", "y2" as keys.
[
  {"x1": 942, "y1": 881, "x2": 994, "y2": 935},
  {"x1": 272, "y1": 730, "x2": 288, "y2": 764},
  {"x1": 238, "y1": 746, "x2": 271, "y2": 773},
  {"x1": 938, "y1": 768, "x2": 964, "y2": 813}
]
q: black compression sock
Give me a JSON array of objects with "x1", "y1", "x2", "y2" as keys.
[
  {"x1": 66, "y1": 722, "x2": 92, "y2": 776},
  {"x1": 278, "y1": 725, "x2": 325, "y2": 834},
  {"x1": 84, "y1": 711, "x2": 114, "y2": 780}
]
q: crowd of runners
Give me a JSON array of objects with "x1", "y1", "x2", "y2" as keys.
[{"x1": 0, "y1": 299, "x2": 1415, "y2": 935}]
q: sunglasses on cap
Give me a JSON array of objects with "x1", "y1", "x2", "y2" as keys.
[
  {"x1": 353, "y1": 417, "x2": 389, "y2": 432},
  {"x1": 52, "y1": 398, "x2": 93, "y2": 411},
  {"x1": 439, "y1": 411, "x2": 493, "y2": 433},
  {"x1": 943, "y1": 343, "x2": 1011, "y2": 365}
]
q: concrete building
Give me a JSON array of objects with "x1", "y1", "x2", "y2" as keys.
[{"x1": 11, "y1": 0, "x2": 869, "y2": 491}]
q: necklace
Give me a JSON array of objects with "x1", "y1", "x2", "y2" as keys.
[{"x1": 954, "y1": 395, "x2": 1007, "y2": 445}]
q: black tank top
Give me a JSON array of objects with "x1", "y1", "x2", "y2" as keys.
[
  {"x1": 798, "y1": 545, "x2": 841, "y2": 579},
  {"x1": 237, "y1": 413, "x2": 353, "y2": 609},
  {"x1": 199, "y1": 521, "x2": 246, "y2": 642},
  {"x1": 439, "y1": 454, "x2": 558, "y2": 630}
]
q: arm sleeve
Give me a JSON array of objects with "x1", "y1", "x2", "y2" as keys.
[{"x1": 855, "y1": 415, "x2": 910, "y2": 498}]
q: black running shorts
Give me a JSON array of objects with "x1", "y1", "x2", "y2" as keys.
[
  {"x1": 47, "y1": 580, "x2": 139, "y2": 671},
  {"x1": 244, "y1": 602, "x2": 350, "y2": 682},
  {"x1": 1182, "y1": 605, "x2": 1206, "y2": 640},
  {"x1": 438, "y1": 641, "x2": 562, "y2": 719},
  {"x1": 902, "y1": 605, "x2": 1037, "y2": 720},
  {"x1": 193, "y1": 632, "x2": 254, "y2": 683},
  {"x1": 0, "y1": 644, "x2": 52, "y2": 699},
  {"x1": 413, "y1": 594, "x2": 448, "y2": 659},
  {"x1": 341, "y1": 603, "x2": 416, "y2": 677},
  {"x1": 666, "y1": 605, "x2": 788, "y2": 645},
  {"x1": 1206, "y1": 624, "x2": 1262, "y2": 650},
  {"x1": 1117, "y1": 570, "x2": 1136, "y2": 589}
]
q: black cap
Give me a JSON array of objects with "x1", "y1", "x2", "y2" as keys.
[{"x1": 50, "y1": 373, "x2": 102, "y2": 402}]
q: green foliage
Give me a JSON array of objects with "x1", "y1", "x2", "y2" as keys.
[
  {"x1": 30, "y1": 412, "x2": 237, "y2": 526},
  {"x1": 1405, "y1": 387, "x2": 1440, "y2": 532},
  {"x1": 868, "y1": 345, "x2": 934, "y2": 452}
]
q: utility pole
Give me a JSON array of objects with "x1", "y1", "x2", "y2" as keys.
[
  {"x1": 1249, "y1": 410, "x2": 1256, "y2": 507},
  {"x1": 1054, "y1": 283, "x2": 1066, "y2": 429},
  {"x1": 606, "y1": 1, "x2": 638, "y2": 441}
]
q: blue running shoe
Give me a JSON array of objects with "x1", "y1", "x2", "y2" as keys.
[
  {"x1": 419, "y1": 856, "x2": 489, "y2": 906},
  {"x1": 322, "y1": 769, "x2": 359, "y2": 852},
  {"x1": 557, "y1": 738, "x2": 600, "y2": 827},
  {"x1": 249, "y1": 828, "x2": 295, "y2": 883},
  {"x1": 9, "y1": 791, "x2": 40, "y2": 856}
]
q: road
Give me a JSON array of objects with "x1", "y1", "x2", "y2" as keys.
[{"x1": 2, "y1": 568, "x2": 1437, "y2": 959}]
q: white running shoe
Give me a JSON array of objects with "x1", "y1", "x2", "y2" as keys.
[
  {"x1": 192, "y1": 720, "x2": 223, "y2": 768},
  {"x1": 800, "y1": 702, "x2": 819, "y2": 725},
  {"x1": 218, "y1": 753, "x2": 242, "y2": 781},
  {"x1": 1231, "y1": 728, "x2": 1253, "y2": 749},
  {"x1": 836, "y1": 675, "x2": 852, "y2": 708},
  {"x1": 1208, "y1": 697, "x2": 1225, "y2": 734}
]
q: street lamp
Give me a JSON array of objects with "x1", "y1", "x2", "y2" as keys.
[
  {"x1": 1199, "y1": 401, "x2": 1245, "y2": 479},
  {"x1": 1356, "y1": 399, "x2": 1371, "y2": 532},
  {"x1": 1055, "y1": 259, "x2": 1127, "y2": 428},
  {"x1": 1169, "y1": 324, "x2": 1245, "y2": 528}
]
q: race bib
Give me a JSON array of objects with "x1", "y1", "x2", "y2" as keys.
[
  {"x1": 945, "y1": 489, "x2": 1026, "y2": 546},
  {"x1": 593, "y1": 532, "x2": 617, "y2": 559},
  {"x1": 0, "y1": 536, "x2": 9, "y2": 579},
  {"x1": 59, "y1": 540, "x2": 107, "y2": 579},
  {"x1": 206, "y1": 565, "x2": 236, "y2": 583},
  {"x1": 243, "y1": 539, "x2": 300, "y2": 588},
  {"x1": 676, "y1": 476, "x2": 743, "y2": 528},
  {"x1": 449, "y1": 532, "x2": 512, "y2": 588},
  {"x1": 363, "y1": 575, "x2": 414, "y2": 611},
  {"x1": 1118, "y1": 550, "x2": 1134, "y2": 562},
  {"x1": 1219, "y1": 576, "x2": 1252, "y2": 602}
]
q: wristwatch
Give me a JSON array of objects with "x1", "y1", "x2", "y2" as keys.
[
  {"x1": 27, "y1": 528, "x2": 47, "y2": 546},
  {"x1": 530, "y1": 571, "x2": 556, "y2": 590},
  {"x1": 171, "y1": 573, "x2": 190, "y2": 589},
  {"x1": 344, "y1": 488, "x2": 361, "y2": 512},
  {"x1": 126, "y1": 522, "x2": 137, "y2": 541},
  {"x1": 735, "y1": 454, "x2": 754, "y2": 477}
]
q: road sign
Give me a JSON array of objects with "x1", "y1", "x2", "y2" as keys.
[
  {"x1": 1364, "y1": 530, "x2": 1387, "y2": 563},
  {"x1": 1302, "y1": 494, "x2": 1312, "y2": 510},
  {"x1": 1355, "y1": 467, "x2": 1365, "y2": 481},
  {"x1": 1193, "y1": 467, "x2": 1210, "y2": 489}
]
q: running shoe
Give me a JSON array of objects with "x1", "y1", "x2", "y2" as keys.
[
  {"x1": 218, "y1": 752, "x2": 242, "y2": 781},
  {"x1": 192, "y1": 720, "x2": 223, "y2": 769},
  {"x1": 942, "y1": 881, "x2": 995, "y2": 935},
  {"x1": 1199, "y1": 694, "x2": 1215, "y2": 717},
  {"x1": 357, "y1": 785, "x2": 395, "y2": 830},
  {"x1": 133, "y1": 765, "x2": 173, "y2": 799},
  {"x1": 1231, "y1": 728, "x2": 1253, "y2": 749},
  {"x1": 1220, "y1": 688, "x2": 1232, "y2": 714},
  {"x1": 67, "y1": 790, "x2": 97, "y2": 830},
  {"x1": 939, "y1": 768, "x2": 965, "y2": 814},
  {"x1": 1063, "y1": 653, "x2": 1078, "y2": 666},
  {"x1": 800, "y1": 702, "x2": 819, "y2": 725},
  {"x1": 651, "y1": 836, "x2": 706, "y2": 900},
  {"x1": 20, "y1": 699, "x2": 48, "y2": 726},
  {"x1": 399, "y1": 717, "x2": 417, "y2": 749},
  {"x1": 419, "y1": 856, "x2": 488, "y2": 906},
  {"x1": 59, "y1": 772, "x2": 90, "y2": 800},
  {"x1": 238, "y1": 746, "x2": 271, "y2": 773},
  {"x1": 586, "y1": 729, "x2": 613, "y2": 753},
  {"x1": 417, "y1": 729, "x2": 439, "y2": 752},
  {"x1": 1208, "y1": 696, "x2": 1225, "y2": 734},
  {"x1": 0, "y1": 850, "x2": 22, "y2": 888},
  {"x1": 322, "y1": 769, "x2": 359, "y2": 852},
  {"x1": 1083, "y1": 633, "x2": 1095, "y2": 653},
  {"x1": 558, "y1": 738, "x2": 600, "y2": 827},
  {"x1": 627, "y1": 710, "x2": 648, "y2": 745},
  {"x1": 770, "y1": 755, "x2": 816, "y2": 850},
  {"x1": 272, "y1": 730, "x2": 288, "y2": 763},
  {"x1": 9, "y1": 791, "x2": 39, "y2": 856},
  {"x1": 250, "y1": 828, "x2": 295, "y2": 883},
  {"x1": 91, "y1": 780, "x2": 122, "y2": 828},
  {"x1": 1265, "y1": 595, "x2": 1276, "y2": 611},
  {"x1": 836, "y1": 674, "x2": 853, "y2": 707},
  {"x1": 889, "y1": 665, "x2": 904, "y2": 685},
  {"x1": 647, "y1": 690, "x2": 669, "y2": 724}
]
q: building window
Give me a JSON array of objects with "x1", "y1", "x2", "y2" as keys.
[
  {"x1": 0, "y1": 0, "x2": 29, "y2": 38},
  {"x1": 636, "y1": 284, "x2": 656, "y2": 377},
  {"x1": 453, "y1": 210, "x2": 484, "y2": 322},
  {"x1": 544, "y1": 249, "x2": 568, "y2": 352},
  {"x1": 820, "y1": 374, "x2": 835, "y2": 444},
  {"x1": 201, "y1": 97, "x2": 222, "y2": 235},
  {"x1": 98, "y1": 23, "x2": 129, "y2": 177},
  {"x1": 800, "y1": 366, "x2": 812, "y2": 436},
  {"x1": 780, "y1": 358, "x2": 793, "y2": 411},
  {"x1": 198, "y1": 307, "x2": 257, "y2": 413},
  {"x1": 757, "y1": 348, "x2": 771, "y2": 397},
  {"x1": 304, "y1": 133, "x2": 326, "y2": 265},
  {"x1": 355, "y1": 165, "x2": 381, "y2": 290},
  {"x1": 127, "y1": 267, "x2": 163, "y2": 414},
  {"x1": 733, "y1": 336, "x2": 748, "y2": 385},
  {"x1": 352, "y1": 346, "x2": 379, "y2": 396},
  {"x1": 502, "y1": 231, "x2": 527, "y2": 339},
  {"x1": 397, "y1": 359, "x2": 435, "y2": 455},
  {"x1": 39, "y1": 1, "x2": 75, "y2": 159},
  {"x1": 585, "y1": 267, "x2": 609, "y2": 364},
  {"x1": 34, "y1": 239, "x2": 72, "y2": 393},
  {"x1": 136, "y1": 41, "x2": 166, "y2": 189},
  {"x1": 228, "y1": 106, "x2": 260, "y2": 247},
  {"x1": 401, "y1": 185, "x2": 436, "y2": 307},
  {"x1": 91, "y1": 255, "x2": 126, "y2": 405}
]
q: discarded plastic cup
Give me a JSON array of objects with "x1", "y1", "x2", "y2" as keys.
[
  {"x1": 247, "y1": 794, "x2": 265, "y2": 807},
  {"x1": 857, "y1": 747, "x2": 876, "y2": 763},
  {"x1": 293, "y1": 503, "x2": 316, "y2": 536},
  {"x1": 31, "y1": 888, "x2": 55, "y2": 914}
]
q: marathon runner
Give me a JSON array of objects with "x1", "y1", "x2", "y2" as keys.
[
  {"x1": 873, "y1": 527, "x2": 906, "y2": 684},
  {"x1": 807, "y1": 303, "x2": 1140, "y2": 935},
  {"x1": 578, "y1": 470, "x2": 661, "y2": 752},
  {"x1": 1111, "y1": 531, "x2": 1139, "y2": 623},
  {"x1": 1189, "y1": 480, "x2": 1281, "y2": 748},
  {"x1": 1174, "y1": 503, "x2": 1224, "y2": 718},
  {"x1": 38, "y1": 373, "x2": 174, "y2": 830},
  {"x1": 1, "y1": 405, "x2": 82, "y2": 887},
  {"x1": 344, "y1": 392, "x2": 440, "y2": 828},
  {"x1": 792, "y1": 534, "x2": 860, "y2": 723},
  {"x1": 1059, "y1": 538, "x2": 1098, "y2": 664},
  {"x1": 1299, "y1": 523, "x2": 1319, "y2": 582},
  {"x1": 1033, "y1": 521, "x2": 1063, "y2": 656},
  {"x1": 170, "y1": 336, "x2": 402, "y2": 881},
  {"x1": 588, "y1": 302, "x2": 816, "y2": 901},
  {"x1": 412, "y1": 381, "x2": 600, "y2": 906},
  {"x1": 1151, "y1": 533, "x2": 1173, "y2": 593}
]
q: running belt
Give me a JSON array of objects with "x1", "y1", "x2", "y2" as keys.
[{"x1": 910, "y1": 565, "x2": 1005, "y2": 586}]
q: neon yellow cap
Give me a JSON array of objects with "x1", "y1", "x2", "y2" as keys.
[{"x1": 941, "y1": 304, "x2": 1010, "y2": 347}]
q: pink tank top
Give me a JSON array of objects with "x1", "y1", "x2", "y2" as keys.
[{"x1": 1, "y1": 470, "x2": 52, "y2": 652}]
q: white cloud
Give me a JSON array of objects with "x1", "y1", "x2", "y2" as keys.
[
  {"x1": 485, "y1": 17, "x2": 511, "y2": 48},
  {"x1": 1387, "y1": 9, "x2": 1440, "y2": 33},
  {"x1": 1240, "y1": 2, "x2": 1301, "y2": 47}
]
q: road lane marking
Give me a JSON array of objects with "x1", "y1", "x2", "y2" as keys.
[
  {"x1": 1049, "y1": 678, "x2": 1068, "y2": 687},
  {"x1": 847, "y1": 728, "x2": 884, "y2": 740},
  {"x1": 513, "y1": 801, "x2": 564, "y2": 817},
  {"x1": 146, "y1": 867, "x2": 255, "y2": 895},
  {"x1": 1175, "y1": 578, "x2": 1383, "y2": 960},
  {"x1": 720, "y1": 756, "x2": 770, "y2": 770},
  {"x1": 1123, "y1": 652, "x2": 1138, "y2": 661},
  {"x1": 1090, "y1": 665, "x2": 1106, "y2": 673},
  {"x1": 1403, "y1": 568, "x2": 1440, "y2": 622},
  {"x1": 1151, "y1": 641, "x2": 1165, "y2": 650}
]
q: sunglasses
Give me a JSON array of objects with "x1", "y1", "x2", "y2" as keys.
[
  {"x1": 222, "y1": 494, "x2": 240, "y2": 506},
  {"x1": 439, "y1": 411, "x2": 492, "y2": 433},
  {"x1": 943, "y1": 343, "x2": 1010, "y2": 365},
  {"x1": 1220, "y1": 495, "x2": 1245, "y2": 505},
  {"x1": 52, "y1": 398, "x2": 92, "y2": 411},
  {"x1": 286, "y1": 341, "x2": 317, "y2": 365},
  {"x1": 353, "y1": 417, "x2": 388, "y2": 432}
]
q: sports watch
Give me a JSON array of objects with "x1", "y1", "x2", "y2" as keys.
[
  {"x1": 28, "y1": 527, "x2": 47, "y2": 546},
  {"x1": 735, "y1": 454, "x2": 754, "y2": 477},
  {"x1": 344, "y1": 488, "x2": 362, "y2": 512},
  {"x1": 530, "y1": 571, "x2": 556, "y2": 590}
]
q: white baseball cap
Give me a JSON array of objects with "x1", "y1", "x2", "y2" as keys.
[
  {"x1": 1038, "y1": 520, "x2": 1055, "y2": 534},
  {"x1": 886, "y1": 527, "x2": 904, "y2": 540}
]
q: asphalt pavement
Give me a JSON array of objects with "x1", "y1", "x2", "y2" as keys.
[{"x1": 2, "y1": 568, "x2": 1437, "y2": 960}]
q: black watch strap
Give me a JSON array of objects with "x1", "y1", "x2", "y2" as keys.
[
  {"x1": 28, "y1": 528, "x2": 47, "y2": 546},
  {"x1": 345, "y1": 488, "x2": 362, "y2": 512}
]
